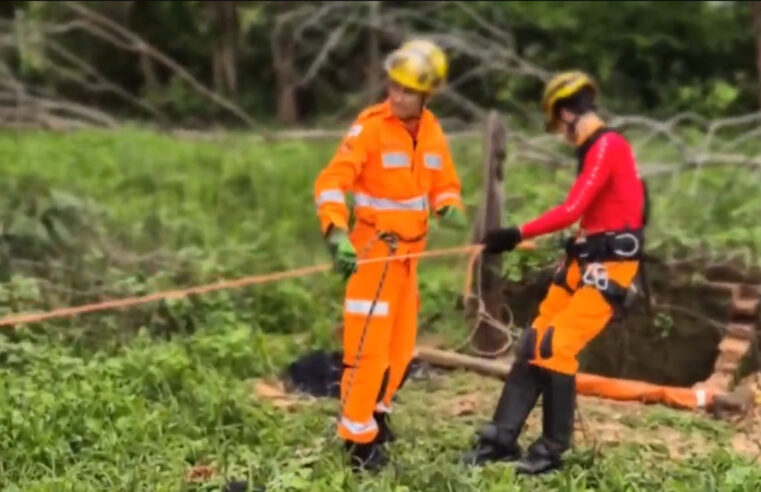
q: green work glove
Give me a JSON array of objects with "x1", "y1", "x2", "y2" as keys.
[
  {"x1": 436, "y1": 205, "x2": 468, "y2": 230},
  {"x1": 326, "y1": 227, "x2": 358, "y2": 279}
]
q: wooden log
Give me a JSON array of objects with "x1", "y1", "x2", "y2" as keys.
[
  {"x1": 415, "y1": 346, "x2": 511, "y2": 379},
  {"x1": 469, "y1": 110, "x2": 509, "y2": 354}
]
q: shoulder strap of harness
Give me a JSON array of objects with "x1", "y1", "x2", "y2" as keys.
[{"x1": 575, "y1": 127, "x2": 615, "y2": 176}]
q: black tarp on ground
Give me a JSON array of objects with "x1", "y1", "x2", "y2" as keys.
[{"x1": 283, "y1": 349, "x2": 344, "y2": 398}]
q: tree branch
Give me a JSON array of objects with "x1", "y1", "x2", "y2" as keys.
[
  {"x1": 62, "y1": 1, "x2": 259, "y2": 129},
  {"x1": 298, "y1": 14, "x2": 354, "y2": 88},
  {"x1": 46, "y1": 42, "x2": 167, "y2": 122},
  {"x1": 452, "y1": 1, "x2": 514, "y2": 47}
]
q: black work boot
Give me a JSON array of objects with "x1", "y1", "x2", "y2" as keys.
[
  {"x1": 515, "y1": 369, "x2": 576, "y2": 475},
  {"x1": 461, "y1": 360, "x2": 542, "y2": 466},
  {"x1": 344, "y1": 439, "x2": 388, "y2": 472},
  {"x1": 461, "y1": 422, "x2": 522, "y2": 465},
  {"x1": 374, "y1": 411, "x2": 395, "y2": 444}
]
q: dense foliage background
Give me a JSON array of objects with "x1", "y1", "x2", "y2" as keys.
[{"x1": 1, "y1": 2, "x2": 760, "y2": 490}]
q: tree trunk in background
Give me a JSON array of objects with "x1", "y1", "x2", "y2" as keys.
[
  {"x1": 209, "y1": 1, "x2": 239, "y2": 98},
  {"x1": 365, "y1": 1, "x2": 383, "y2": 105},
  {"x1": 115, "y1": 2, "x2": 159, "y2": 95},
  {"x1": 751, "y1": 2, "x2": 761, "y2": 110},
  {"x1": 271, "y1": 3, "x2": 298, "y2": 124}
]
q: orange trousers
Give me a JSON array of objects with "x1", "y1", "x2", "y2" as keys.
[
  {"x1": 524, "y1": 259, "x2": 640, "y2": 375},
  {"x1": 337, "y1": 225, "x2": 421, "y2": 444}
]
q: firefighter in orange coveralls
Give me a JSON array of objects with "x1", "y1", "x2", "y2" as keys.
[
  {"x1": 463, "y1": 71, "x2": 649, "y2": 475},
  {"x1": 314, "y1": 39, "x2": 466, "y2": 471}
]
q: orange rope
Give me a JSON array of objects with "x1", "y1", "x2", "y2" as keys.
[
  {"x1": 0, "y1": 244, "x2": 483, "y2": 328},
  {"x1": 453, "y1": 241, "x2": 539, "y2": 357}
]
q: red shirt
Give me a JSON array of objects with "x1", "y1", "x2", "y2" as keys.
[{"x1": 520, "y1": 130, "x2": 645, "y2": 239}]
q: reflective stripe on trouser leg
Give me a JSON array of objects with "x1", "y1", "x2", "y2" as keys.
[
  {"x1": 530, "y1": 261, "x2": 639, "y2": 375},
  {"x1": 382, "y1": 258, "x2": 418, "y2": 408},
  {"x1": 338, "y1": 240, "x2": 405, "y2": 444}
]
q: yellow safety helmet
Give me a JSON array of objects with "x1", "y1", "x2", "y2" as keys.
[
  {"x1": 383, "y1": 39, "x2": 448, "y2": 94},
  {"x1": 542, "y1": 70, "x2": 598, "y2": 131}
]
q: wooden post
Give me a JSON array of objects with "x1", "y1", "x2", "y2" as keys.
[{"x1": 469, "y1": 110, "x2": 509, "y2": 355}]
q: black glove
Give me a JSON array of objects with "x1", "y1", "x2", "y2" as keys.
[{"x1": 482, "y1": 226, "x2": 522, "y2": 254}]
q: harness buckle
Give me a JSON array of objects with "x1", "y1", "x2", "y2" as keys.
[{"x1": 612, "y1": 232, "x2": 640, "y2": 258}]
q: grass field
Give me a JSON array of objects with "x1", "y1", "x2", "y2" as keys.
[{"x1": 0, "y1": 126, "x2": 759, "y2": 490}]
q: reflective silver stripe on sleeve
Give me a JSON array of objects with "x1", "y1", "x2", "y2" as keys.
[
  {"x1": 315, "y1": 189, "x2": 345, "y2": 207},
  {"x1": 434, "y1": 192, "x2": 461, "y2": 207}
]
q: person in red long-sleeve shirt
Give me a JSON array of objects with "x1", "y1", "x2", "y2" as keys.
[
  {"x1": 521, "y1": 129, "x2": 644, "y2": 239},
  {"x1": 462, "y1": 71, "x2": 648, "y2": 475}
]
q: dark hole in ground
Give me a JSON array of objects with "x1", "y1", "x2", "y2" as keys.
[{"x1": 501, "y1": 261, "x2": 742, "y2": 387}]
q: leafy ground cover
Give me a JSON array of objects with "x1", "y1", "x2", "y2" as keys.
[{"x1": 0, "y1": 127, "x2": 759, "y2": 490}]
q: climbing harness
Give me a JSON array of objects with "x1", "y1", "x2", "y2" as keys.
[{"x1": 555, "y1": 228, "x2": 648, "y2": 321}]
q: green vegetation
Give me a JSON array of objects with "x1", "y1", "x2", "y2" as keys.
[
  {"x1": 0, "y1": 127, "x2": 757, "y2": 345},
  {"x1": 0, "y1": 128, "x2": 759, "y2": 489},
  {"x1": 3, "y1": 331, "x2": 760, "y2": 491},
  {"x1": 3, "y1": 1, "x2": 761, "y2": 489}
]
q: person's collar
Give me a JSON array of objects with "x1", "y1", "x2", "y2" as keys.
[{"x1": 379, "y1": 99, "x2": 394, "y2": 119}]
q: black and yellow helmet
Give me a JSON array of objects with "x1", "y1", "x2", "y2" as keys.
[
  {"x1": 383, "y1": 39, "x2": 448, "y2": 94},
  {"x1": 542, "y1": 71, "x2": 598, "y2": 132}
]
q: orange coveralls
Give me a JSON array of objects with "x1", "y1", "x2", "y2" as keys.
[{"x1": 314, "y1": 100, "x2": 463, "y2": 443}]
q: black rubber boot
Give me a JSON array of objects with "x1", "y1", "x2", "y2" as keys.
[
  {"x1": 374, "y1": 411, "x2": 395, "y2": 444},
  {"x1": 460, "y1": 422, "x2": 522, "y2": 465},
  {"x1": 344, "y1": 439, "x2": 388, "y2": 472},
  {"x1": 461, "y1": 360, "x2": 542, "y2": 466},
  {"x1": 515, "y1": 369, "x2": 576, "y2": 475}
]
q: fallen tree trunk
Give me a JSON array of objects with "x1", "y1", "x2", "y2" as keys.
[{"x1": 415, "y1": 346, "x2": 512, "y2": 378}]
